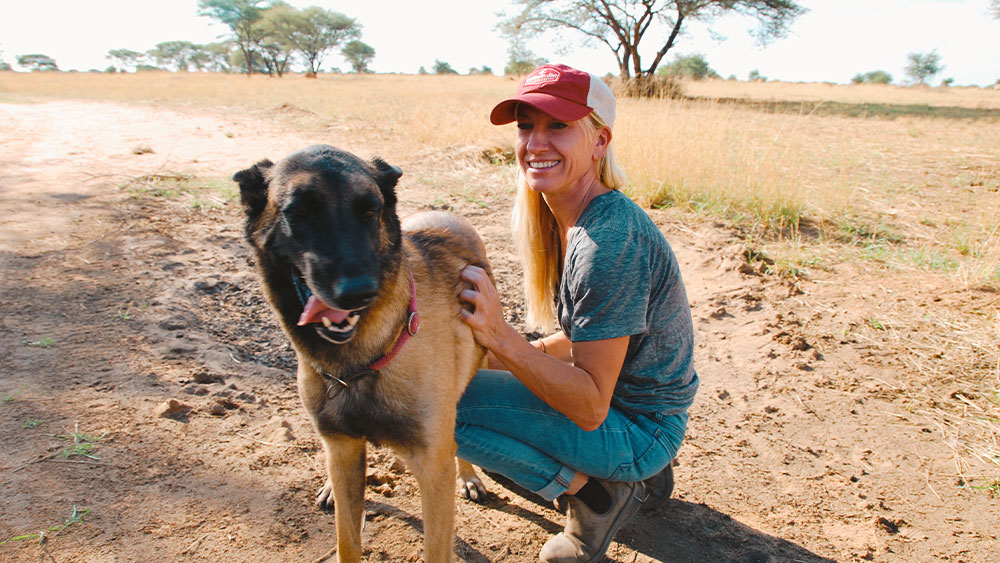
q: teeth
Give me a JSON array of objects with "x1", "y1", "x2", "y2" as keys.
[
  {"x1": 347, "y1": 314, "x2": 360, "y2": 327},
  {"x1": 529, "y1": 161, "x2": 558, "y2": 169},
  {"x1": 321, "y1": 318, "x2": 333, "y2": 328}
]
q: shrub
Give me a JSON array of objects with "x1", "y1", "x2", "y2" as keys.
[{"x1": 611, "y1": 75, "x2": 685, "y2": 99}]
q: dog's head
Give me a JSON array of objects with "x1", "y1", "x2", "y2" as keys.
[{"x1": 234, "y1": 145, "x2": 403, "y2": 345}]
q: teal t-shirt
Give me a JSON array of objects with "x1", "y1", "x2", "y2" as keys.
[{"x1": 558, "y1": 190, "x2": 698, "y2": 416}]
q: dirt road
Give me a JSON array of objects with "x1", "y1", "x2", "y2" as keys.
[{"x1": 1, "y1": 99, "x2": 996, "y2": 562}]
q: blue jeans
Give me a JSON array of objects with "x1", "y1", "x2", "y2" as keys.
[{"x1": 455, "y1": 369, "x2": 688, "y2": 501}]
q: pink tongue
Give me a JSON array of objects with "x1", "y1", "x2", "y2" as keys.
[{"x1": 297, "y1": 295, "x2": 350, "y2": 326}]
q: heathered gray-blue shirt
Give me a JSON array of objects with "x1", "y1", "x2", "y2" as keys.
[{"x1": 558, "y1": 189, "x2": 698, "y2": 416}]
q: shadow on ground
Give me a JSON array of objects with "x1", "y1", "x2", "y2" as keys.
[{"x1": 482, "y1": 471, "x2": 833, "y2": 563}]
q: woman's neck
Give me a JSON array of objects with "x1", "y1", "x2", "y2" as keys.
[{"x1": 544, "y1": 174, "x2": 609, "y2": 251}]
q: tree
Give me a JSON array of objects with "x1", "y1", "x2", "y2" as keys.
[
  {"x1": 850, "y1": 70, "x2": 892, "y2": 85},
  {"x1": 198, "y1": 0, "x2": 267, "y2": 75},
  {"x1": 656, "y1": 52, "x2": 718, "y2": 79},
  {"x1": 17, "y1": 54, "x2": 58, "y2": 71},
  {"x1": 147, "y1": 41, "x2": 199, "y2": 71},
  {"x1": 257, "y1": 3, "x2": 298, "y2": 77},
  {"x1": 202, "y1": 42, "x2": 235, "y2": 72},
  {"x1": 992, "y1": 0, "x2": 1000, "y2": 19},
  {"x1": 433, "y1": 59, "x2": 458, "y2": 74},
  {"x1": 748, "y1": 68, "x2": 765, "y2": 82},
  {"x1": 468, "y1": 65, "x2": 494, "y2": 75},
  {"x1": 504, "y1": 41, "x2": 547, "y2": 76},
  {"x1": 106, "y1": 48, "x2": 143, "y2": 72},
  {"x1": 500, "y1": 0, "x2": 805, "y2": 78},
  {"x1": 905, "y1": 50, "x2": 943, "y2": 86},
  {"x1": 280, "y1": 6, "x2": 361, "y2": 76},
  {"x1": 341, "y1": 40, "x2": 375, "y2": 73}
]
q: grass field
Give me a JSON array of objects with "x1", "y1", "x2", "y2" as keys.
[{"x1": 2, "y1": 71, "x2": 998, "y2": 289}]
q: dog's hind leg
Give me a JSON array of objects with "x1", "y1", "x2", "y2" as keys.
[
  {"x1": 319, "y1": 434, "x2": 366, "y2": 563},
  {"x1": 457, "y1": 458, "x2": 488, "y2": 502},
  {"x1": 409, "y1": 440, "x2": 459, "y2": 562}
]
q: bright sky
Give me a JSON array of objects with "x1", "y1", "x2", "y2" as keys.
[{"x1": 1, "y1": 0, "x2": 998, "y2": 86}]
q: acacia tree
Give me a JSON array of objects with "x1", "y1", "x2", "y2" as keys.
[
  {"x1": 17, "y1": 54, "x2": 58, "y2": 71},
  {"x1": 147, "y1": 41, "x2": 199, "y2": 71},
  {"x1": 201, "y1": 42, "x2": 235, "y2": 72},
  {"x1": 285, "y1": 6, "x2": 361, "y2": 76},
  {"x1": 905, "y1": 50, "x2": 943, "y2": 86},
  {"x1": 106, "y1": 48, "x2": 144, "y2": 72},
  {"x1": 433, "y1": 59, "x2": 458, "y2": 74},
  {"x1": 992, "y1": 0, "x2": 1000, "y2": 19},
  {"x1": 198, "y1": 0, "x2": 267, "y2": 75},
  {"x1": 505, "y1": 41, "x2": 547, "y2": 75},
  {"x1": 258, "y1": 3, "x2": 297, "y2": 76},
  {"x1": 341, "y1": 40, "x2": 375, "y2": 73},
  {"x1": 501, "y1": 0, "x2": 805, "y2": 78}
]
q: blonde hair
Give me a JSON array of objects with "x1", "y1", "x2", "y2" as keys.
[{"x1": 511, "y1": 111, "x2": 627, "y2": 332}]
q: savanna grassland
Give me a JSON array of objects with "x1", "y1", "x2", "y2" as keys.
[{"x1": 1, "y1": 72, "x2": 998, "y2": 562}]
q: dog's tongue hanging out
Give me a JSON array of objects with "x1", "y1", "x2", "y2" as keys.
[{"x1": 297, "y1": 295, "x2": 351, "y2": 326}]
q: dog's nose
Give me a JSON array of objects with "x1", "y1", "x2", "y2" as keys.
[{"x1": 335, "y1": 276, "x2": 378, "y2": 309}]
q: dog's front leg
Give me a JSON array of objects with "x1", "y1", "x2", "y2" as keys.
[
  {"x1": 319, "y1": 434, "x2": 367, "y2": 563},
  {"x1": 409, "y1": 441, "x2": 459, "y2": 562}
]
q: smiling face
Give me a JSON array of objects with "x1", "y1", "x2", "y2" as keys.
[{"x1": 514, "y1": 105, "x2": 611, "y2": 198}]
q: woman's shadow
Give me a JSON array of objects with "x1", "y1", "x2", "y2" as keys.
[{"x1": 478, "y1": 472, "x2": 836, "y2": 563}]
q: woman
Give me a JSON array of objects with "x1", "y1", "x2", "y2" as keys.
[{"x1": 456, "y1": 64, "x2": 698, "y2": 563}]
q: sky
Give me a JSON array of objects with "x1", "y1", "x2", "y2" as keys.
[{"x1": 1, "y1": 0, "x2": 998, "y2": 86}]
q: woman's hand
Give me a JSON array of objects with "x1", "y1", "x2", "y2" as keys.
[{"x1": 458, "y1": 265, "x2": 514, "y2": 351}]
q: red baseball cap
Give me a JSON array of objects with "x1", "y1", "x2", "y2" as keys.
[{"x1": 490, "y1": 64, "x2": 616, "y2": 129}]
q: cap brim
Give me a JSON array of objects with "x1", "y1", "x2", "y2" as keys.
[{"x1": 489, "y1": 93, "x2": 593, "y2": 125}]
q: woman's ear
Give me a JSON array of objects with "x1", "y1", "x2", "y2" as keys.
[{"x1": 593, "y1": 127, "x2": 612, "y2": 161}]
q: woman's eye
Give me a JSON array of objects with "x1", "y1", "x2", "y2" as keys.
[
  {"x1": 551, "y1": 121, "x2": 567, "y2": 129},
  {"x1": 517, "y1": 122, "x2": 532, "y2": 130}
]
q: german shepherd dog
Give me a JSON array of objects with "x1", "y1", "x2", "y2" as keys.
[{"x1": 234, "y1": 145, "x2": 491, "y2": 562}]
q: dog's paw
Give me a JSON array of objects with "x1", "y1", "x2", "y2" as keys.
[
  {"x1": 460, "y1": 475, "x2": 488, "y2": 502},
  {"x1": 315, "y1": 480, "x2": 335, "y2": 511}
]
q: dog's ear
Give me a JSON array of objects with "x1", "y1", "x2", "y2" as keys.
[
  {"x1": 233, "y1": 159, "x2": 274, "y2": 218},
  {"x1": 370, "y1": 157, "x2": 402, "y2": 207}
]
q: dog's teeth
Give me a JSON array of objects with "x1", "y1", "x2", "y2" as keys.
[
  {"x1": 347, "y1": 315, "x2": 360, "y2": 327},
  {"x1": 321, "y1": 318, "x2": 333, "y2": 328}
]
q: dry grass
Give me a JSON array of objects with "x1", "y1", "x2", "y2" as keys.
[
  {"x1": 3, "y1": 72, "x2": 997, "y2": 285},
  {"x1": 685, "y1": 79, "x2": 1000, "y2": 109}
]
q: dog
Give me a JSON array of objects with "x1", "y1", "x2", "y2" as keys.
[{"x1": 234, "y1": 144, "x2": 491, "y2": 562}]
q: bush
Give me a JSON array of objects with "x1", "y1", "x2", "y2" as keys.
[
  {"x1": 657, "y1": 53, "x2": 719, "y2": 81},
  {"x1": 611, "y1": 75, "x2": 685, "y2": 99},
  {"x1": 852, "y1": 70, "x2": 893, "y2": 84}
]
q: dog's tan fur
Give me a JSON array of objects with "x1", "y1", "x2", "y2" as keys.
[{"x1": 234, "y1": 145, "x2": 490, "y2": 562}]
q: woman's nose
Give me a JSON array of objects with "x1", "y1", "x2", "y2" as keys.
[{"x1": 524, "y1": 129, "x2": 548, "y2": 152}]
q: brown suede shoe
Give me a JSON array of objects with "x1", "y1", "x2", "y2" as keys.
[{"x1": 539, "y1": 479, "x2": 646, "y2": 563}]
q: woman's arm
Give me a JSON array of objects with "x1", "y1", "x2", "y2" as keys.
[{"x1": 459, "y1": 265, "x2": 628, "y2": 431}]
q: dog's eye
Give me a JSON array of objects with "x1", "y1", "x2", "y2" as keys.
[{"x1": 356, "y1": 198, "x2": 381, "y2": 222}]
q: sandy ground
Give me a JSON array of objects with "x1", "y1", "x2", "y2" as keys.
[{"x1": 0, "y1": 99, "x2": 997, "y2": 563}]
